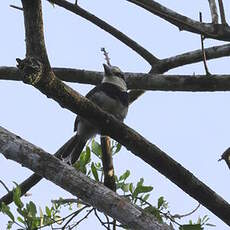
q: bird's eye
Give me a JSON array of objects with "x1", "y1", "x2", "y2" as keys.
[{"x1": 115, "y1": 72, "x2": 125, "y2": 79}]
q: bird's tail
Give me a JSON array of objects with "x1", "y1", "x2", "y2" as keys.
[{"x1": 61, "y1": 134, "x2": 87, "y2": 165}]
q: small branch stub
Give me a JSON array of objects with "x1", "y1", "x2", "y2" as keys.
[
  {"x1": 219, "y1": 147, "x2": 230, "y2": 169},
  {"x1": 16, "y1": 57, "x2": 43, "y2": 85},
  {"x1": 101, "y1": 48, "x2": 111, "y2": 66},
  {"x1": 199, "y1": 12, "x2": 211, "y2": 76}
]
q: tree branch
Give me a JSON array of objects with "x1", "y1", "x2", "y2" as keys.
[
  {"x1": 3, "y1": 66, "x2": 230, "y2": 92},
  {"x1": 15, "y1": 57, "x2": 230, "y2": 226},
  {"x1": 101, "y1": 136, "x2": 116, "y2": 191},
  {"x1": 0, "y1": 126, "x2": 171, "y2": 230},
  {"x1": 127, "y1": 0, "x2": 230, "y2": 41},
  {"x1": 0, "y1": 135, "x2": 76, "y2": 205},
  {"x1": 153, "y1": 43, "x2": 230, "y2": 73},
  {"x1": 48, "y1": 0, "x2": 158, "y2": 65},
  {"x1": 218, "y1": 0, "x2": 227, "y2": 25},
  {"x1": 13, "y1": 0, "x2": 230, "y2": 226},
  {"x1": 208, "y1": 0, "x2": 219, "y2": 24}
]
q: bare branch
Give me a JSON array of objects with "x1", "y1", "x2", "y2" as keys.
[
  {"x1": 0, "y1": 180, "x2": 10, "y2": 193},
  {"x1": 208, "y1": 0, "x2": 219, "y2": 24},
  {"x1": 153, "y1": 43, "x2": 230, "y2": 72},
  {"x1": 4, "y1": 66, "x2": 230, "y2": 92},
  {"x1": 199, "y1": 12, "x2": 211, "y2": 76},
  {"x1": 15, "y1": 55, "x2": 230, "y2": 225},
  {"x1": 101, "y1": 136, "x2": 116, "y2": 191},
  {"x1": 127, "y1": 0, "x2": 230, "y2": 41},
  {"x1": 0, "y1": 126, "x2": 172, "y2": 230},
  {"x1": 219, "y1": 147, "x2": 230, "y2": 169},
  {"x1": 0, "y1": 135, "x2": 76, "y2": 205},
  {"x1": 49, "y1": 0, "x2": 158, "y2": 65},
  {"x1": 101, "y1": 48, "x2": 112, "y2": 67},
  {"x1": 9, "y1": 4, "x2": 23, "y2": 11},
  {"x1": 7, "y1": 1, "x2": 230, "y2": 226},
  {"x1": 218, "y1": 0, "x2": 228, "y2": 25}
]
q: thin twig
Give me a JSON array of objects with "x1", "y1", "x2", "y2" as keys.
[
  {"x1": 9, "y1": 4, "x2": 23, "y2": 11},
  {"x1": 49, "y1": 0, "x2": 159, "y2": 65},
  {"x1": 104, "y1": 213, "x2": 111, "y2": 230},
  {"x1": 218, "y1": 0, "x2": 227, "y2": 25},
  {"x1": 112, "y1": 219, "x2": 116, "y2": 230},
  {"x1": 70, "y1": 208, "x2": 94, "y2": 229},
  {"x1": 199, "y1": 12, "x2": 211, "y2": 76},
  {"x1": 0, "y1": 179, "x2": 10, "y2": 193},
  {"x1": 101, "y1": 48, "x2": 111, "y2": 66},
  {"x1": 208, "y1": 0, "x2": 218, "y2": 24},
  {"x1": 61, "y1": 206, "x2": 88, "y2": 229},
  {"x1": 171, "y1": 203, "x2": 201, "y2": 219},
  {"x1": 94, "y1": 209, "x2": 110, "y2": 230}
]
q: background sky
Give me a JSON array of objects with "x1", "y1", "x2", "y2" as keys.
[{"x1": 1, "y1": 0, "x2": 230, "y2": 229}]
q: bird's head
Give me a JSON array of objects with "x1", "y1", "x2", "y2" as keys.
[{"x1": 102, "y1": 64, "x2": 127, "y2": 91}]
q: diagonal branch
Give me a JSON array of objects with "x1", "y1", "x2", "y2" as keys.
[
  {"x1": 127, "y1": 0, "x2": 230, "y2": 41},
  {"x1": 16, "y1": 54, "x2": 230, "y2": 226},
  {"x1": 0, "y1": 126, "x2": 171, "y2": 230},
  {"x1": 48, "y1": 0, "x2": 158, "y2": 65},
  {"x1": 0, "y1": 135, "x2": 76, "y2": 205},
  {"x1": 14, "y1": 0, "x2": 230, "y2": 226},
  {"x1": 153, "y1": 43, "x2": 230, "y2": 73}
]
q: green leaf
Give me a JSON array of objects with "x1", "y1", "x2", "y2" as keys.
[
  {"x1": 132, "y1": 185, "x2": 153, "y2": 199},
  {"x1": 17, "y1": 216, "x2": 25, "y2": 224},
  {"x1": 137, "y1": 178, "x2": 144, "y2": 187},
  {"x1": 121, "y1": 183, "x2": 130, "y2": 193},
  {"x1": 1, "y1": 203, "x2": 15, "y2": 221},
  {"x1": 27, "y1": 201, "x2": 37, "y2": 217},
  {"x1": 12, "y1": 185, "x2": 23, "y2": 209},
  {"x1": 144, "y1": 206, "x2": 163, "y2": 223},
  {"x1": 179, "y1": 224, "x2": 203, "y2": 230},
  {"x1": 143, "y1": 194, "x2": 150, "y2": 202},
  {"x1": 119, "y1": 170, "x2": 130, "y2": 181},
  {"x1": 113, "y1": 142, "x2": 122, "y2": 154},
  {"x1": 91, "y1": 140, "x2": 102, "y2": 158},
  {"x1": 129, "y1": 183, "x2": 133, "y2": 193},
  {"x1": 157, "y1": 196, "x2": 164, "y2": 209},
  {"x1": 85, "y1": 146, "x2": 91, "y2": 164},
  {"x1": 45, "y1": 206, "x2": 51, "y2": 217},
  {"x1": 91, "y1": 163, "x2": 99, "y2": 181},
  {"x1": 6, "y1": 220, "x2": 13, "y2": 230}
]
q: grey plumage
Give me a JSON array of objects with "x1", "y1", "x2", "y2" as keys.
[{"x1": 61, "y1": 64, "x2": 129, "y2": 164}]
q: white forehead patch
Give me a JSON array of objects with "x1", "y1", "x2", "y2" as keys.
[{"x1": 112, "y1": 66, "x2": 121, "y2": 73}]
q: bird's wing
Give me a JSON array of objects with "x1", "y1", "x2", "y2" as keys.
[{"x1": 74, "y1": 85, "x2": 101, "y2": 131}]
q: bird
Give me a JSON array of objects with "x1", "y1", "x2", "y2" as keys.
[{"x1": 61, "y1": 63, "x2": 129, "y2": 164}]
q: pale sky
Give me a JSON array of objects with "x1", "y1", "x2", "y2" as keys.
[{"x1": 1, "y1": 0, "x2": 230, "y2": 229}]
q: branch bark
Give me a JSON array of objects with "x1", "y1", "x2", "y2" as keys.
[
  {"x1": 127, "y1": 0, "x2": 230, "y2": 41},
  {"x1": 0, "y1": 135, "x2": 76, "y2": 205},
  {"x1": 0, "y1": 126, "x2": 171, "y2": 230},
  {"x1": 153, "y1": 43, "x2": 230, "y2": 73},
  {"x1": 101, "y1": 136, "x2": 116, "y2": 191},
  {"x1": 3, "y1": 66, "x2": 230, "y2": 92},
  {"x1": 15, "y1": 55, "x2": 230, "y2": 226},
  {"x1": 48, "y1": 0, "x2": 158, "y2": 65},
  {"x1": 218, "y1": 0, "x2": 227, "y2": 25},
  {"x1": 9, "y1": 0, "x2": 230, "y2": 226},
  {"x1": 208, "y1": 0, "x2": 219, "y2": 24}
]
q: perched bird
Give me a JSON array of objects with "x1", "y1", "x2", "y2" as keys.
[{"x1": 61, "y1": 64, "x2": 129, "y2": 164}]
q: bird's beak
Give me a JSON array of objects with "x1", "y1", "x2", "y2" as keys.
[{"x1": 103, "y1": 64, "x2": 112, "y2": 76}]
